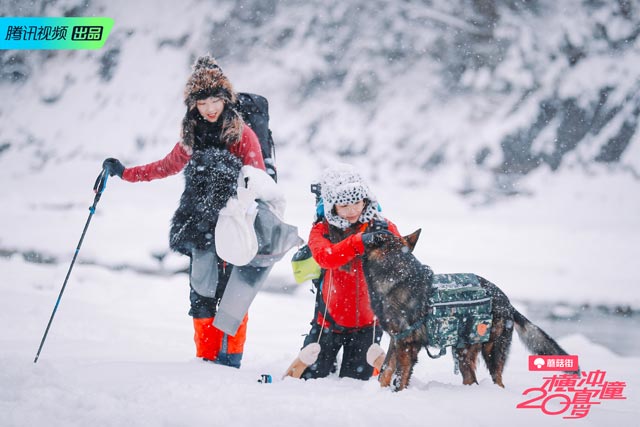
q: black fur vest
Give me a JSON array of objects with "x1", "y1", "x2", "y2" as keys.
[{"x1": 169, "y1": 147, "x2": 242, "y2": 255}]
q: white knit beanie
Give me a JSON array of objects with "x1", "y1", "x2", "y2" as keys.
[{"x1": 320, "y1": 163, "x2": 380, "y2": 230}]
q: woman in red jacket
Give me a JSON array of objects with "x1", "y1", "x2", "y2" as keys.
[
  {"x1": 102, "y1": 55, "x2": 265, "y2": 368},
  {"x1": 301, "y1": 164, "x2": 401, "y2": 380}
]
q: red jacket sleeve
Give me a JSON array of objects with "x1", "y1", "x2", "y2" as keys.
[
  {"x1": 229, "y1": 125, "x2": 266, "y2": 171},
  {"x1": 308, "y1": 222, "x2": 363, "y2": 269},
  {"x1": 122, "y1": 142, "x2": 191, "y2": 182},
  {"x1": 308, "y1": 219, "x2": 402, "y2": 270}
]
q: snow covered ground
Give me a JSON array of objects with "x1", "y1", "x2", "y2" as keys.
[
  {"x1": 1, "y1": 154, "x2": 638, "y2": 426},
  {"x1": 1, "y1": 1, "x2": 638, "y2": 422}
]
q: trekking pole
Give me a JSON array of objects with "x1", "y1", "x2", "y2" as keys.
[{"x1": 33, "y1": 168, "x2": 110, "y2": 363}]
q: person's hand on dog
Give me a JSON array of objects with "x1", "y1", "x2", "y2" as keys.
[
  {"x1": 102, "y1": 158, "x2": 125, "y2": 178},
  {"x1": 361, "y1": 230, "x2": 393, "y2": 248},
  {"x1": 369, "y1": 219, "x2": 389, "y2": 232}
]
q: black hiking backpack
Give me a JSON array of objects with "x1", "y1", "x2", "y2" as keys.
[{"x1": 236, "y1": 92, "x2": 277, "y2": 181}]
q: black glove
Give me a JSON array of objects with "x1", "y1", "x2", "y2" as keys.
[
  {"x1": 369, "y1": 219, "x2": 389, "y2": 232},
  {"x1": 361, "y1": 230, "x2": 393, "y2": 248},
  {"x1": 102, "y1": 158, "x2": 125, "y2": 178}
]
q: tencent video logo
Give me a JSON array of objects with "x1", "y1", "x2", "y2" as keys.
[{"x1": 1, "y1": 17, "x2": 113, "y2": 50}]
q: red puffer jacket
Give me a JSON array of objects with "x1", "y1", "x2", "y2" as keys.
[
  {"x1": 122, "y1": 125, "x2": 265, "y2": 182},
  {"x1": 308, "y1": 219, "x2": 401, "y2": 330}
]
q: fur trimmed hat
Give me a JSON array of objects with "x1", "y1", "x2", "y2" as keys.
[
  {"x1": 184, "y1": 55, "x2": 236, "y2": 108},
  {"x1": 181, "y1": 55, "x2": 243, "y2": 148},
  {"x1": 320, "y1": 163, "x2": 380, "y2": 230}
]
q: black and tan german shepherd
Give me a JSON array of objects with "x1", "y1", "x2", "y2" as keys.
[{"x1": 362, "y1": 229, "x2": 573, "y2": 391}]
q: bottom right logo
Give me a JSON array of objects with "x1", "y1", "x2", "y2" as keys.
[{"x1": 517, "y1": 356, "x2": 627, "y2": 419}]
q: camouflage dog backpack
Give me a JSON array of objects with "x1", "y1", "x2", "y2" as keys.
[{"x1": 426, "y1": 273, "x2": 493, "y2": 353}]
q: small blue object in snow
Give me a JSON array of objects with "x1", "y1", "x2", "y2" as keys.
[{"x1": 258, "y1": 374, "x2": 272, "y2": 384}]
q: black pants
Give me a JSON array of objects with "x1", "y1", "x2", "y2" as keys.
[
  {"x1": 301, "y1": 324, "x2": 383, "y2": 381},
  {"x1": 188, "y1": 257, "x2": 233, "y2": 318}
]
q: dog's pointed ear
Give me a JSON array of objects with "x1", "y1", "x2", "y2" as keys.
[{"x1": 403, "y1": 229, "x2": 421, "y2": 252}]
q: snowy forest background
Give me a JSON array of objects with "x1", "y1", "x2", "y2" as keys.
[
  {"x1": 2, "y1": 0, "x2": 639, "y2": 196},
  {"x1": 1, "y1": 1, "x2": 639, "y2": 426}
]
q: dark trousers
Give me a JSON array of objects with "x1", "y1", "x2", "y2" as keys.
[
  {"x1": 188, "y1": 258, "x2": 233, "y2": 318},
  {"x1": 301, "y1": 324, "x2": 382, "y2": 381}
]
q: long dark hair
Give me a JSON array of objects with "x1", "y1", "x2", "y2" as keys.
[{"x1": 181, "y1": 102, "x2": 244, "y2": 150}]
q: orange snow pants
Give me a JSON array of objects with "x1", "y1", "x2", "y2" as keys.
[{"x1": 193, "y1": 314, "x2": 248, "y2": 368}]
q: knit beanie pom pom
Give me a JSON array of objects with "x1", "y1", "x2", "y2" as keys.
[
  {"x1": 193, "y1": 54, "x2": 220, "y2": 72},
  {"x1": 366, "y1": 343, "x2": 385, "y2": 368},
  {"x1": 298, "y1": 342, "x2": 321, "y2": 365}
]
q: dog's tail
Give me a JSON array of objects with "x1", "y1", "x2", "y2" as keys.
[{"x1": 512, "y1": 309, "x2": 568, "y2": 356}]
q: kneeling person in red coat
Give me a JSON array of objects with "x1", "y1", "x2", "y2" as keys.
[{"x1": 301, "y1": 164, "x2": 402, "y2": 380}]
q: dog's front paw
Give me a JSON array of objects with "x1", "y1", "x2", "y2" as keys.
[
  {"x1": 391, "y1": 374, "x2": 403, "y2": 392},
  {"x1": 378, "y1": 366, "x2": 393, "y2": 388}
]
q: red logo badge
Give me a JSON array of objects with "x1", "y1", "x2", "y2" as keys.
[{"x1": 528, "y1": 355, "x2": 579, "y2": 371}]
